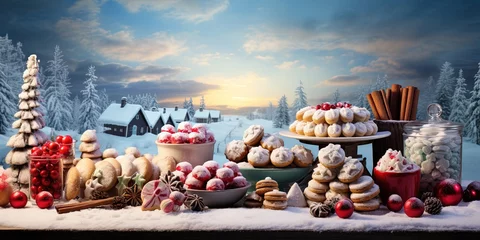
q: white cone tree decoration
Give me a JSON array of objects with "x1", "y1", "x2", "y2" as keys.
[{"x1": 5, "y1": 54, "x2": 48, "y2": 195}]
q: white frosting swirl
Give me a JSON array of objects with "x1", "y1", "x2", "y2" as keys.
[{"x1": 375, "y1": 149, "x2": 420, "y2": 173}]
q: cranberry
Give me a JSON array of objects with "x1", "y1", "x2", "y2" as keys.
[
  {"x1": 51, "y1": 181, "x2": 61, "y2": 190},
  {"x1": 31, "y1": 193, "x2": 37, "y2": 200},
  {"x1": 321, "y1": 103, "x2": 331, "y2": 110},
  {"x1": 40, "y1": 170, "x2": 49, "y2": 178},
  {"x1": 336, "y1": 102, "x2": 344, "y2": 108},
  {"x1": 41, "y1": 178, "x2": 51, "y2": 186},
  {"x1": 30, "y1": 185, "x2": 38, "y2": 194},
  {"x1": 50, "y1": 170, "x2": 59, "y2": 180},
  {"x1": 35, "y1": 161, "x2": 44, "y2": 169},
  {"x1": 62, "y1": 135, "x2": 73, "y2": 144},
  {"x1": 30, "y1": 168, "x2": 39, "y2": 177},
  {"x1": 59, "y1": 146, "x2": 71, "y2": 155},
  {"x1": 344, "y1": 102, "x2": 352, "y2": 108},
  {"x1": 48, "y1": 142, "x2": 60, "y2": 152},
  {"x1": 316, "y1": 104, "x2": 322, "y2": 110},
  {"x1": 32, "y1": 177, "x2": 41, "y2": 186},
  {"x1": 41, "y1": 145, "x2": 50, "y2": 154},
  {"x1": 46, "y1": 163, "x2": 54, "y2": 171},
  {"x1": 55, "y1": 135, "x2": 64, "y2": 144},
  {"x1": 37, "y1": 185, "x2": 45, "y2": 192},
  {"x1": 330, "y1": 104, "x2": 336, "y2": 109},
  {"x1": 53, "y1": 192, "x2": 62, "y2": 199}
]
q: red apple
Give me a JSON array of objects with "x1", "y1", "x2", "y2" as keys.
[
  {"x1": 36, "y1": 191, "x2": 54, "y2": 209},
  {"x1": 335, "y1": 199, "x2": 354, "y2": 218},
  {"x1": 387, "y1": 194, "x2": 403, "y2": 212},
  {"x1": 55, "y1": 135, "x2": 64, "y2": 143},
  {"x1": 62, "y1": 135, "x2": 73, "y2": 145},
  {"x1": 404, "y1": 197, "x2": 424, "y2": 218},
  {"x1": 9, "y1": 191, "x2": 28, "y2": 208},
  {"x1": 435, "y1": 178, "x2": 463, "y2": 206}
]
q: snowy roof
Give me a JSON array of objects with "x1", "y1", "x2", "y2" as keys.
[
  {"x1": 161, "y1": 113, "x2": 175, "y2": 127},
  {"x1": 194, "y1": 109, "x2": 210, "y2": 119},
  {"x1": 144, "y1": 110, "x2": 163, "y2": 127},
  {"x1": 210, "y1": 110, "x2": 221, "y2": 118},
  {"x1": 98, "y1": 103, "x2": 153, "y2": 127},
  {"x1": 164, "y1": 108, "x2": 189, "y2": 122}
]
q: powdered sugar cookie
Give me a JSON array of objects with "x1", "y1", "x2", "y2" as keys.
[
  {"x1": 141, "y1": 180, "x2": 170, "y2": 211},
  {"x1": 365, "y1": 122, "x2": 374, "y2": 136},
  {"x1": 341, "y1": 122, "x2": 356, "y2": 137},
  {"x1": 295, "y1": 121, "x2": 307, "y2": 135},
  {"x1": 125, "y1": 147, "x2": 141, "y2": 158},
  {"x1": 307, "y1": 179, "x2": 329, "y2": 194},
  {"x1": 102, "y1": 148, "x2": 118, "y2": 159},
  {"x1": 133, "y1": 157, "x2": 153, "y2": 182},
  {"x1": 326, "y1": 189, "x2": 349, "y2": 201},
  {"x1": 349, "y1": 175, "x2": 374, "y2": 193},
  {"x1": 80, "y1": 129, "x2": 97, "y2": 142},
  {"x1": 260, "y1": 135, "x2": 284, "y2": 152},
  {"x1": 327, "y1": 123, "x2": 342, "y2": 137},
  {"x1": 352, "y1": 107, "x2": 367, "y2": 122},
  {"x1": 338, "y1": 157, "x2": 364, "y2": 183},
  {"x1": 314, "y1": 123, "x2": 329, "y2": 137},
  {"x1": 117, "y1": 157, "x2": 137, "y2": 177},
  {"x1": 64, "y1": 167, "x2": 81, "y2": 200},
  {"x1": 247, "y1": 146, "x2": 270, "y2": 167},
  {"x1": 143, "y1": 153, "x2": 154, "y2": 162},
  {"x1": 291, "y1": 145, "x2": 313, "y2": 167},
  {"x1": 296, "y1": 106, "x2": 312, "y2": 121},
  {"x1": 243, "y1": 125, "x2": 264, "y2": 146},
  {"x1": 325, "y1": 109, "x2": 339, "y2": 125},
  {"x1": 75, "y1": 158, "x2": 96, "y2": 187},
  {"x1": 270, "y1": 147, "x2": 294, "y2": 168},
  {"x1": 312, "y1": 109, "x2": 326, "y2": 124},
  {"x1": 303, "y1": 108, "x2": 317, "y2": 122},
  {"x1": 152, "y1": 155, "x2": 176, "y2": 175},
  {"x1": 318, "y1": 143, "x2": 345, "y2": 169},
  {"x1": 289, "y1": 120, "x2": 298, "y2": 133},
  {"x1": 303, "y1": 187, "x2": 326, "y2": 202},
  {"x1": 116, "y1": 154, "x2": 135, "y2": 162},
  {"x1": 329, "y1": 179, "x2": 349, "y2": 193},
  {"x1": 93, "y1": 161, "x2": 117, "y2": 191},
  {"x1": 224, "y1": 140, "x2": 248, "y2": 162},
  {"x1": 311, "y1": 164, "x2": 336, "y2": 183},
  {"x1": 353, "y1": 197, "x2": 380, "y2": 211},
  {"x1": 303, "y1": 121, "x2": 317, "y2": 137},
  {"x1": 354, "y1": 122, "x2": 367, "y2": 137},
  {"x1": 339, "y1": 107, "x2": 354, "y2": 123},
  {"x1": 79, "y1": 141, "x2": 100, "y2": 153},
  {"x1": 350, "y1": 184, "x2": 380, "y2": 203},
  {"x1": 103, "y1": 158, "x2": 122, "y2": 176}
]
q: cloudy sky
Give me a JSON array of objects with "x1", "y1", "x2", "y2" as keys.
[{"x1": 1, "y1": 0, "x2": 480, "y2": 114}]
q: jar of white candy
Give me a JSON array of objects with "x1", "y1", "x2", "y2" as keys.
[{"x1": 403, "y1": 103, "x2": 463, "y2": 193}]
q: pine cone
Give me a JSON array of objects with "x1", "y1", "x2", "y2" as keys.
[
  {"x1": 424, "y1": 197, "x2": 442, "y2": 215},
  {"x1": 309, "y1": 203, "x2": 331, "y2": 218},
  {"x1": 90, "y1": 190, "x2": 109, "y2": 200},
  {"x1": 111, "y1": 196, "x2": 128, "y2": 210},
  {"x1": 421, "y1": 192, "x2": 434, "y2": 202},
  {"x1": 324, "y1": 197, "x2": 340, "y2": 213},
  {"x1": 161, "y1": 170, "x2": 186, "y2": 193}
]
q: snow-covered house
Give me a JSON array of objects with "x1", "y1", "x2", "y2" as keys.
[
  {"x1": 194, "y1": 108, "x2": 211, "y2": 123},
  {"x1": 145, "y1": 108, "x2": 175, "y2": 135},
  {"x1": 98, "y1": 97, "x2": 152, "y2": 137},
  {"x1": 210, "y1": 110, "x2": 222, "y2": 122},
  {"x1": 164, "y1": 106, "x2": 191, "y2": 123}
]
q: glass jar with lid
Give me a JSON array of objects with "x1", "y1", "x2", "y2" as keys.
[{"x1": 403, "y1": 103, "x2": 463, "y2": 193}]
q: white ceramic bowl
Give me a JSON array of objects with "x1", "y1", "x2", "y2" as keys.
[
  {"x1": 186, "y1": 183, "x2": 251, "y2": 208},
  {"x1": 156, "y1": 141, "x2": 215, "y2": 166}
]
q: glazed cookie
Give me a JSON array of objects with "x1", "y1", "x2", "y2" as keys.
[
  {"x1": 295, "y1": 121, "x2": 308, "y2": 135},
  {"x1": 352, "y1": 107, "x2": 367, "y2": 122},
  {"x1": 312, "y1": 109, "x2": 326, "y2": 124},
  {"x1": 350, "y1": 184, "x2": 380, "y2": 203},
  {"x1": 327, "y1": 123, "x2": 342, "y2": 138},
  {"x1": 338, "y1": 157, "x2": 364, "y2": 183},
  {"x1": 224, "y1": 140, "x2": 248, "y2": 162},
  {"x1": 296, "y1": 106, "x2": 312, "y2": 121},
  {"x1": 349, "y1": 175, "x2": 374, "y2": 193},
  {"x1": 75, "y1": 158, "x2": 96, "y2": 187},
  {"x1": 117, "y1": 157, "x2": 137, "y2": 177},
  {"x1": 303, "y1": 187, "x2": 326, "y2": 202},
  {"x1": 307, "y1": 179, "x2": 329, "y2": 194},
  {"x1": 82, "y1": 148, "x2": 102, "y2": 159},
  {"x1": 325, "y1": 109, "x2": 339, "y2": 125},
  {"x1": 80, "y1": 129, "x2": 97, "y2": 142},
  {"x1": 244, "y1": 192, "x2": 263, "y2": 208},
  {"x1": 256, "y1": 177, "x2": 279, "y2": 196},
  {"x1": 341, "y1": 122, "x2": 356, "y2": 137},
  {"x1": 263, "y1": 199, "x2": 288, "y2": 210},
  {"x1": 325, "y1": 189, "x2": 350, "y2": 200},
  {"x1": 311, "y1": 164, "x2": 337, "y2": 183},
  {"x1": 318, "y1": 143, "x2": 345, "y2": 169},
  {"x1": 264, "y1": 189, "x2": 288, "y2": 202},
  {"x1": 133, "y1": 157, "x2": 153, "y2": 182},
  {"x1": 103, "y1": 158, "x2": 122, "y2": 176},
  {"x1": 303, "y1": 121, "x2": 317, "y2": 137},
  {"x1": 270, "y1": 147, "x2": 294, "y2": 168},
  {"x1": 289, "y1": 120, "x2": 298, "y2": 133},
  {"x1": 291, "y1": 145, "x2": 313, "y2": 167},
  {"x1": 79, "y1": 141, "x2": 100, "y2": 153},
  {"x1": 247, "y1": 146, "x2": 271, "y2": 167},
  {"x1": 92, "y1": 161, "x2": 118, "y2": 191},
  {"x1": 303, "y1": 108, "x2": 317, "y2": 122},
  {"x1": 260, "y1": 135, "x2": 284, "y2": 152},
  {"x1": 125, "y1": 147, "x2": 141, "y2": 158},
  {"x1": 102, "y1": 148, "x2": 119, "y2": 159},
  {"x1": 354, "y1": 122, "x2": 367, "y2": 137},
  {"x1": 353, "y1": 197, "x2": 380, "y2": 211},
  {"x1": 329, "y1": 179, "x2": 350, "y2": 193},
  {"x1": 243, "y1": 125, "x2": 264, "y2": 146},
  {"x1": 339, "y1": 107, "x2": 354, "y2": 123},
  {"x1": 314, "y1": 123, "x2": 329, "y2": 137},
  {"x1": 64, "y1": 167, "x2": 81, "y2": 201}
]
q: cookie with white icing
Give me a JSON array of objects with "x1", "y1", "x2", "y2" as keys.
[
  {"x1": 247, "y1": 146, "x2": 270, "y2": 167},
  {"x1": 224, "y1": 140, "x2": 248, "y2": 163},
  {"x1": 318, "y1": 143, "x2": 345, "y2": 169},
  {"x1": 243, "y1": 125, "x2": 264, "y2": 146}
]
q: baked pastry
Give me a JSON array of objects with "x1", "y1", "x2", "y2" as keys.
[
  {"x1": 75, "y1": 158, "x2": 96, "y2": 187},
  {"x1": 295, "y1": 121, "x2": 307, "y2": 135},
  {"x1": 93, "y1": 161, "x2": 118, "y2": 191},
  {"x1": 244, "y1": 192, "x2": 263, "y2": 208},
  {"x1": 132, "y1": 157, "x2": 153, "y2": 182},
  {"x1": 312, "y1": 109, "x2": 326, "y2": 124},
  {"x1": 243, "y1": 125, "x2": 264, "y2": 146},
  {"x1": 325, "y1": 189, "x2": 349, "y2": 201},
  {"x1": 125, "y1": 147, "x2": 141, "y2": 158},
  {"x1": 260, "y1": 135, "x2": 284, "y2": 152},
  {"x1": 291, "y1": 145, "x2": 313, "y2": 167},
  {"x1": 341, "y1": 122, "x2": 356, "y2": 137},
  {"x1": 103, "y1": 158, "x2": 122, "y2": 176},
  {"x1": 303, "y1": 108, "x2": 317, "y2": 122},
  {"x1": 325, "y1": 109, "x2": 339, "y2": 125},
  {"x1": 117, "y1": 156, "x2": 137, "y2": 177},
  {"x1": 327, "y1": 123, "x2": 342, "y2": 137},
  {"x1": 352, "y1": 106, "x2": 367, "y2": 122},
  {"x1": 224, "y1": 140, "x2": 248, "y2": 162},
  {"x1": 339, "y1": 107, "x2": 354, "y2": 123},
  {"x1": 353, "y1": 197, "x2": 380, "y2": 211},
  {"x1": 311, "y1": 164, "x2": 336, "y2": 183},
  {"x1": 307, "y1": 179, "x2": 329, "y2": 194},
  {"x1": 303, "y1": 121, "x2": 317, "y2": 137},
  {"x1": 80, "y1": 129, "x2": 97, "y2": 142},
  {"x1": 365, "y1": 122, "x2": 374, "y2": 136},
  {"x1": 247, "y1": 146, "x2": 270, "y2": 167},
  {"x1": 296, "y1": 106, "x2": 312, "y2": 120},
  {"x1": 362, "y1": 108, "x2": 371, "y2": 121},
  {"x1": 337, "y1": 157, "x2": 364, "y2": 183},
  {"x1": 82, "y1": 148, "x2": 102, "y2": 159},
  {"x1": 328, "y1": 179, "x2": 349, "y2": 193},
  {"x1": 289, "y1": 120, "x2": 298, "y2": 133},
  {"x1": 79, "y1": 141, "x2": 100, "y2": 153},
  {"x1": 270, "y1": 147, "x2": 294, "y2": 168},
  {"x1": 303, "y1": 187, "x2": 326, "y2": 203},
  {"x1": 263, "y1": 190, "x2": 288, "y2": 210},
  {"x1": 354, "y1": 122, "x2": 367, "y2": 137},
  {"x1": 64, "y1": 167, "x2": 81, "y2": 201},
  {"x1": 314, "y1": 123, "x2": 328, "y2": 137},
  {"x1": 318, "y1": 143, "x2": 345, "y2": 169},
  {"x1": 350, "y1": 184, "x2": 380, "y2": 203},
  {"x1": 366, "y1": 121, "x2": 378, "y2": 135},
  {"x1": 349, "y1": 176, "x2": 374, "y2": 193},
  {"x1": 255, "y1": 177, "x2": 279, "y2": 196},
  {"x1": 102, "y1": 148, "x2": 118, "y2": 159}
]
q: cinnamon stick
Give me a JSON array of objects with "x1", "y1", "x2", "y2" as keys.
[
  {"x1": 55, "y1": 197, "x2": 115, "y2": 214},
  {"x1": 400, "y1": 87, "x2": 408, "y2": 120},
  {"x1": 371, "y1": 91, "x2": 389, "y2": 120},
  {"x1": 410, "y1": 88, "x2": 420, "y2": 120},
  {"x1": 390, "y1": 84, "x2": 401, "y2": 120},
  {"x1": 404, "y1": 86, "x2": 415, "y2": 120},
  {"x1": 386, "y1": 88, "x2": 391, "y2": 107},
  {"x1": 366, "y1": 93, "x2": 381, "y2": 120},
  {"x1": 380, "y1": 89, "x2": 392, "y2": 120}
]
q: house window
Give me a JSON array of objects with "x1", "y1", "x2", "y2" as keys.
[
  {"x1": 120, "y1": 128, "x2": 123, "y2": 133},
  {"x1": 114, "y1": 128, "x2": 117, "y2": 132},
  {"x1": 156, "y1": 127, "x2": 159, "y2": 132},
  {"x1": 140, "y1": 127, "x2": 144, "y2": 133},
  {"x1": 136, "y1": 114, "x2": 139, "y2": 120}
]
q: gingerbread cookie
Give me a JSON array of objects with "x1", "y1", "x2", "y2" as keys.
[
  {"x1": 263, "y1": 190, "x2": 288, "y2": 210},
  {"x1": 329, "y1": 179, "x2": 350, "y2": 193},
  {"x1": 103, "y1": 158, "x2": 122, "y2": 176},
  {"x1": 93, "y1": 161, "x2": 118, "y2": 191},
  {"x1": 303, "y1": 187, "x2": 326, "y2": 202},
  {"x1": 255, "y1": 177, "x2": 279, "y2": 196},
  {"x1": 349, "y1": 175, "x2": 374, "y2": 193},
  {"x1": 243, "y1": 125, "x2": 264, "y2": 146},
  {"x1": 79, "y1": 141, "x2": 100, "y2": 153},
  {"x1": 338, "y1": 157, "x2": 364, "y2": 183},
  {"x1": 117, "y1": 157, "x2": 137, "y2": 177},
  {"x1": 307, "y1": 179, "x2": 329, "y2": 194},
  {"x1": 82, "y1": 148, "x2": 102, "y2": 159},
  {"x1": 325, "y1": 189, "x2": 349, "y2": 201}
]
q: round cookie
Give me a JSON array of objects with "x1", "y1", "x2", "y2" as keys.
[
  {"x1": 79, "y1": 141, "x2": 100, "y2": 153},
  {"x1": 314, "y1": 123, "x2": 329, "y2": 137},
  {"x1": 224, "y1": 140, "x2": 248, "y2": 163},
  {"x1": 80, "y1": 129, "x2": 97, "y2": 142},
  {"x1": 327, "y1": 123, "x2": 342, "y2": 137},
  {"x1": 264, "y1": 189, "x2": 288, "y2": 202},
  {"x1": 152, "y1": 155, "x2": 176, "y2": 175},
  {"x1": 291, "y1": 145, "x2": 313, "y2": 168},
  {"x1": 75, "y1": 158, "x2": 96, "y2": 187},
  {"x1": 143, "y1": 153, "x2": 154, "y2": 162},
  {"x1": 64, "y1": 167, "x2": 81, "y2": 201},
  {"x1": 125, "y1": 147, "x2": 141, "y2": 158},
  {"x1": 354, "y1": 122, "x2": 367, "y2": 137},
  {"x1": 93, "y1": 161, "x2": 117, "y2": 191},
  {"x1": 263, "y1": 199, "x2": 288, "y2": 210},
  {"x1": 325, "y1": 189, "x2": 349, "y2": 200},
  {"x1": 295, "y1": 121, "x2": 307, "y2": 135},
  {"x1": 339, "y1": 107, "x2": 354, "y2": 123},
  {"x1": 260, "y1": 135, "x2": 284, "y2": 152},
  {"x1": 255, "y1": 178, "x2": 279, "y2": 196},
  {"x1": 117, "y1": 157, "x2": 137, "y2": 177},
  {"x1": 307, "y1": 179, "x2": 329, "y2": 194},
  {"x1": 132, "y1": 157, "x2": 153, "y2": 182},
  {"x1": 82, "y1": 148, "x2": 102, "y2": 159},
  {"x1": 353, "y1": 197, "x2": 381, "y2": 212},
  {"x1": 341, "y1": 122, "x2": 356, "y2": 137},
  {"x1": 311, "y1": 164, "x2": 337, "y2": 183},
  {"x1": 103, "y1": 158, "x2": 122, "y2": 176},
  {"x1": 337, "y1": 157, "x2": 364, "y2": 183},
  {"x1": 329, "y1": 179, "x2": 349, "y2": 193},
  {"x1": 116, "y1": 154, "x2": 135, "y2": 162},
  {"x1": 247, "y1": 146, "x2": 270, "y2": 167},
  {"x1": 243, "y1": 125, "x2": 264, "y2": 146},
  {"x1": 244, "y1": 192, "x2": 263, "y2": 208},
  {"x1": 270, "y1": 147, "x2": 294, "y2": 168},
  {"x1": 350, "y1": 184, "x2": 380, "y2": 203},
  {"x1": 312, "y1": 109, "x2": 326, "y2": 124},
  {"x1": 289, "y1": 120, "x2": 298, "y2": 133},
  {"x1": 141, "y1": 180, "x2": 170, "y2": 211},
  {"x1": 325, "y1": 109, "x2": 339, "y2": 125},
  {"x1": 318, "y1": 143, "x2": 345, "y2": 169},
  {"x1": 296, "y1": 106, "x2": 312, "y2": 121},
  {"x1": 303, "y1": 187, "x2": 326, "y2": 202},
  {"x1": 303, "y1": 108, "x2": 317, "y2": 122},
  {"x1": 102, "y1": 148, "x2": 119, "y2": 159},
  {"x1": 303, "y1": 121, "x2": 317, "y2": 137},
  {"x1": 349, "y1": 175, "x2": 374, "y2": 193}
]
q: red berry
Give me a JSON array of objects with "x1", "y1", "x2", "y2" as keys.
[
  {"x1": 330, "y1": 104, "x2": 336, "y2": 109},
  {"x1": 316, "y1": 104, "x2": 321, "y2": 110},
  {"x1": 336, "y1": 102, "x2": 344, "y2": 108},
  {"x1": 62, "y1": 135, "x2": 73, "y2": 145},
  {"x1": 31, "y1": 147, "x2": 41, "y2": 154},
  {"x1": 48, "y1": 142, "x2": 60, "y2": 152},
  {"x1": 41, "y1": 145, "x2": 49, "y2": 154},
  {"x1": 50, "y1": 170, "x2": 59, "y2": 180},
  {"x1": 32, "y1": 177, "x2": 41, "y2": 186},
  {"x1": 59, "y1": 145, "x2": 71, "y2": 155},
  {"x1": 37, "y1": 185, "x2": 45, "y2": 192},
  {"x1": 30, "y1": 185, "x2": 38, "y2": 194},
  {"x1": 51, "y1": 181, "x2": 61, "y2": 190},
  {"x1": 41, "y1": 178, "x2": 51, "y2": 186},
  {"x1": 53, "y1": 192, "x2": 62, "y2": 199},
  {"x1": 55, "y1": 136, "x2": 64, "y2": 144},
  {"x1": 344, "y1": 102, "x2": 352, "y2": 108},
  {"x1": 40, "y1": 170, "x2": 49, "y2": 178},
  {"x1": 30, "y1": 168, "x2": 39, "y2": 177},
  {"x1": 34, "y1": 161, "x2": 44, "y2": 169},
  {"x1": 321, "y1": 103, "x2": 331, "y2": 110},
  {"x1": 46, "y1": 163, "x2": 54, "y2": 171}
]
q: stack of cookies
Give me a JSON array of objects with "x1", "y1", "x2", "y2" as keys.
[
  {"x1": 255, "y1": 177, "x2": 279, "y2": 196},
  {"x1": 79, "y1": 130, "x2": 102, "y2": 163},
  {"x1": 263, "y1": 190, "x2": 288, "y2": 210},
  {"x1": 349, "y1": 176, "x2": 380, "y2": 211},
  {"x1": 243, "y1": 192, "x2": 263, "y2": 208}
]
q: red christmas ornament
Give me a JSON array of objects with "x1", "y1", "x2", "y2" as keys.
[
  {"x1": 404, "y1": 197, "x2": 424, "y2": 218},
  {"x1": 335, "y1": 199, "x2": 354, "y2": 218},
  {"x1": 463, "y1": 181, "x2": 480, "y2": 202},
  {"x1": 434, "y1": 178, "x2": 463, "y2": 206},
  {"x1": 36, "y1": 191, "x2": 54, "y2": 209},
  {"x1": 62, "y1": 135, "x2": 73, "y2": 145},
  {"x1": 387, "y1": 194, "x2": 403, "y2": 212},
  {"x1": 9, "y1": 190, "x2": 28, "y2": 208}
]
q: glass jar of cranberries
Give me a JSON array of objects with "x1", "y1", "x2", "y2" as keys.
[{"x1": 29, "y1": 147, "x2": 64, "y2": 201}]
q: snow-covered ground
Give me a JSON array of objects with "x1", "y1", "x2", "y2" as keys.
[{"x1": 1, "y1": 115, "x2": 479, "y2": 180}]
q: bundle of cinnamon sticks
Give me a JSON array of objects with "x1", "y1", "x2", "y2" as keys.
[{"x1": 366, "y1": 84, "x2": 420, "y2": 121}]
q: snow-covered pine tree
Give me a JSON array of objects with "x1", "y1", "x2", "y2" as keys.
[
  {"x1": 0, "y1": 34, "x2": 25, "y2": 92},
  {"x1": 187, "y1": 97, "x2": 195, "y2": 119},
  {"x1": 418, "y1": 76, "x2": 436, "y2": 120},
  {"x1": 183, "y1": 98, "x2": 189, "y2": 109},
  {"x1": 465, "y1": 63, "x2": 480, "y2": 144},
  {"x1": 71, "y1": 95, "x2": 81, "y2": 131},
  {"x1": 200, "y1": 95, "x2": 206, "y2": 110},
  {"x1": 332, "y1": 89, "x2": 340, "y2": 103},
  {"x1": 435, "y1": 61, "x2": 455, "y2": 119},
  {"x1": 291, "y1": 80, "x2": 308, "y2": 121},
  {"x1": 78, "y1": 65, "x2": 101, "y2": 134},
  {"x1": 273, "y1": 95, "x2": 290, "y2": 128},
  {"x1": 98, "y1": 88, "x2": 109, "y2": 112},
  {"x1": 265, "y1": 101, "x2": 275, "y2": 120},
  {"x1": 44, "y1": 45, "x2": 73, "y2": 131},
  {"x1": 0, "y1": 67, "x2": 16, "y2": 134},
  {"x1": 448, "y1": 69, "x2": 469, "y2": 124},
  {"x1": 355, "y1": 84, "x2": 370, "y2": 108},
  {"x1": 5, "y1": 54, "x2": 48, "y2": 195}
]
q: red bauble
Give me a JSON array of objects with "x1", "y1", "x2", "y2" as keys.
[
  {"x1": 435, "y1": 178, "x2": 463, "y2": 206},
  {"x1": 387, "y1": 194, "x2": 403, "y2": 212},
  {"x1": 335, "y1": 199, "x2": 354, "y2": 218},
  {"x1": 62, "y1": 135, "x2": 73, "y2": 145},
  {"x1": 36, "y1": 191, "x2": 54, "y2": 209},
  {"x1": 55, "y1": 135, "x2": 64, "y2": 143},
  {"x1": 9, "y1": 191, "x2": 28, "y2": 208},
  {"x1": 404, "y1": 197, "x2": 424, "y2": 218},
  {"x1": 464, "y1": 181, "x2": 480, "y2": 202}
]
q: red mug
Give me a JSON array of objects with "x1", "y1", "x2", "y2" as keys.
[{"x1": 373, "y1": 167, "x2": 421, "y2": 204}]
